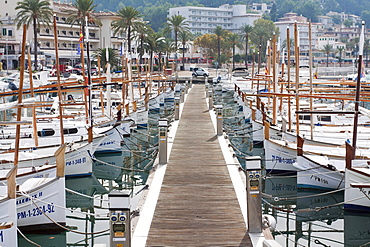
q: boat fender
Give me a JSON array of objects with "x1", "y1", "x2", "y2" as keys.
[
  {"x1": 37, "y1": 128, "x2": 55, "y2": 137},
  {"x1": 262, "y1": 214, "x2": 277, "y2": 231},
  {"x1": 63, "y1": 128, "x2": 78, "y2": 135}
]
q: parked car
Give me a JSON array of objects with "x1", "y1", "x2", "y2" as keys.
[{"x1": 192, "y1": 67, "x2": 209, "y2": 77}]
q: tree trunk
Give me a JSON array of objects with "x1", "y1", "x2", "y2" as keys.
[
  {"x1": 33, "y1": 17, "x2": 38, "y2": 71},
  {"x1": 326, "y1": 53, "x2": 329, "y2": 67},
  {"x1": 182, "y1": 42, "x2": 185, "y2": 69},
  {"x1": 217, "y1": 37, "x2": 220, "y2": 67},
  {"x1": 245, "y1": 34, "x2": 248, "y2": 68},
  {"x1": 233, "y1": 45, "x2": 235, "y2": 70},
  {"x1": 128, "y1": 26, "x2": 131, "y2": 55},
  {"x1": 174, "y1": 31, "x2": 178, "y2": 71}
]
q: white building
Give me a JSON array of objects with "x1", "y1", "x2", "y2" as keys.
[
  {"x1": 275, "y1": 13, "x2": 318, "y2": 56},
  {"x1": 0, "y1": 0, "x2": 124, "y2": 69},
  {"x1": 168, "y1": 4, "x2": 261, "y2": 35}
]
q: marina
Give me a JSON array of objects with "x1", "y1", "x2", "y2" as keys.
[{"x1": 2, "y1": 1, "x2": 370, "y2": 246}]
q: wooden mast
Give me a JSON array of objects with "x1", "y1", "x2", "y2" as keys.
[
  {"x1": 27, "y1": 46, "x2": 38, "y2": 147},
  {"x1": 272, "y1": 34, "x2": 277, "y2": 125},
  {"x1": 308, "y1": 21, "x2": 314, "y2": 140},
  {"x1": 53, "y1": 15, "x2": 65, "y2": 145},
  {"x1": 352, "y1": 21, "x2": 365, "y2": 155},
  {"x1": 294, "y1": 21, "x2": 300, "y2": 135},
  {"x1": 287, "y1": 25, "x2": 292, "y2": 132},
  {"x1": 14, "y1": 24, "x2": 27, "y2": 166}
]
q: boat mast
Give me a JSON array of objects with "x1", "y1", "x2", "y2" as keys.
[
  {"x1": 27, "y1": 46, "x2": 39, "y2": 147},
  {"x1": 14, "y1": 24, "x2": 27, "y2": 166},
  {"x1": 294, "y1": 21, "x2": 300, "y2": 135},
  {"x1": 309, "y1": 21, "x2": 314, "y2": 140},
  {"x1": 352, "y1": 21, "x2": 365, "y2": 155},
  {"x1": 53, "y1": 15, "x2": 65, "y2": 145},
  {"x1": 287, "y1": 25, "x2": 292, "y2": 132},
  {"x1": 85, "y1": 17, "x2": 93, "y2": 143}
]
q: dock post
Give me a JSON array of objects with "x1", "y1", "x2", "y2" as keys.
[
  {"x1": 174, "y1": 96, "x2": 180, "y2": 120},
  {"x1": 109, "y1": 190, "x2": 131, "y2": 247},
  {"x1": 215, "y1": 105, "x2": 223, "y2": 136},
  {"x1": 208, "y1": 90, "x2": 213, "y2": 110},
  {"x1": 180, "y1": 86, "x2": 185, "y2": 103},
  {"x1": 245, "y1": 156, "x2": 262, "y2": 233},
  {"x1": 205, "y1": 84, "x2": 209, "y2": 98},
  {"x1": 158, "y1": 118, "x2": 168, "y2": 164},
  {"x1": 185, "y1": 80, "x2": 189, "y2": 94}
]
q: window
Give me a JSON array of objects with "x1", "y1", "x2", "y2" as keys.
[
  {"x1": 62, "y1": 30, "x2": 66, "y2": 35},
  {"x1": 8, "y1": 30, "x2": 12, "y2": 36},
  {"x1": 69, "y1": 31, "x2": 73, "y2": 36},
  {"x1": 45, "y1": 29, "x2": 49, "y2": 34},
  {"x1": 45, "y1": 42, "x2": 50, "y2": 47}
]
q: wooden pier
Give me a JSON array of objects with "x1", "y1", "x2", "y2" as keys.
[{"x1": 146, "y1": 84, "x2": 251, "y2": 246}]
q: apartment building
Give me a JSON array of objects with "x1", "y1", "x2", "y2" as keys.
[
  {"x1": 0, "y1": 0, "x2": 123, "y2": 70},
  {"x1": 168, "y1": 4, "x2": 261, "y2": 35},
  {"x1": 274, "y1": 13, "x2": 318, "y2": 56}
]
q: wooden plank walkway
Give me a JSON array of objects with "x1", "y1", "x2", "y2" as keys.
[{"x1": 146, "y1": 84, "x2": 252, "y2": 246}]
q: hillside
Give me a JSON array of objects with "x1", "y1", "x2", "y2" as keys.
[{"x1": 93, "y1": 0, "x2": 369, "y2": 31}]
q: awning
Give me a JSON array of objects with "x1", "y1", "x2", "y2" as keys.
[{"x1": 43, "y1": 50, "x2": 84, "y2": 59}]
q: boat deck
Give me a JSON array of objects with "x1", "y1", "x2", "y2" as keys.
[{"x1": 145, "y1": 84, "x2": 251, "y2": 246}]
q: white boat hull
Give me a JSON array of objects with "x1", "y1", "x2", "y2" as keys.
[
  {"x1": 0, "y1": 196, "x2": 17, "y2": 246},
  {"x1": 16, "y1": 177, "x2": 66, "y2": 233},
  {"x1": 294, "y1": 155, "x2": 345, "y2": 190}
]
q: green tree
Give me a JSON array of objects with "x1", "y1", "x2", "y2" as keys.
[
  {"x1": 213, "y1": 26, "x2": 227, "y2": 67},
  {"x1": 144, "y1": 30, "x2": 165, "y2": 72},
  {"x1": 65, "y1": 0, "x2": 102, "y2": 33},
  {"x1": 343, "y1": 19, "x2": 353, "y2": 28},
  {"x1": 250, "y1": 18, "x2": 278, "y2": 61},
  {"x1": 361, "y1": 11, "x2": 370, "y2": 29},
  {"x1": 179, "y1": 30, "x2": 192, "y2": 70},
  {"x1": 94, "y1": 48, "x2": 120, "y2": 71},
  {"x1": 322, "y1": 44, "x2": 334, "y2": 67},
  {"x1": 112, "y1": 6, "x2": 143, "y2": 54},
  {"x1": 164, "y1": 14, "x2": 189, "y2": 71},
  {"x1": 193, "y1": 33, "x2": 218, "y2": 60},
  {"x1": 240, "y1": 24, "x2": 253, "y2": 68},
  {"x1": 269, "y1": 2, "x2": 277, "y2": 22},
  {"x1": 15, "y1": 0, "x2": 53, "y2": 71},
  {"x1": 332, "y1": 15, "x2": 341, "y2": 24},
  {"x1": 134, "y1": 21, "x2": 150, "y2": 64},
  {"x1": 364, "y1": 39, "x2": 370, "y2": 67},
  {"x1": 294, "y1": 0, "x2": 322, "y2": 22},
  {"x1": 162, "y1": 38, "x2": 174, "y2": 68},
  {"x1": 228, "y1": 33, "x2": 242, "y2": 70},
  {"x1": 337, "y1": 46, "x2": 345, "y2": 67},
  {"x1": 278, "y1": 0, "x2": 297, "y2": 19}
]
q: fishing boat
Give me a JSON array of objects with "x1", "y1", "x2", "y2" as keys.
[
  {"x1": 15, "y1": 145, "x2": 66, "y2": 233},
  {"x1": 0, "y1": 167, "x2": 17, "y2": 247}
]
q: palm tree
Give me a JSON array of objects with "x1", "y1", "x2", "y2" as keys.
[
  {"x1": 164, "y1": 15, "x2": 189, "y2": 71},
  {"x1": 134, "y1": 22, "x2": 150, "y2": 64},
  {"x1": 163, "y1": 38, "x2": 175, "y2": 68},
  {"x1": 337, "y1": 46, "x2": 345, "y2": 67},
  {"x1": 93, "y1": 48, "x2": 119, "y2": 72},
  {"x1": 240, "y1": 24, "x2": 253, "y2": 68},
  {"x1": 144, "y1": 30, "x2": 165, "y2": 72},
  {"x1": 112, "y1": 6, "x2": 143, "y2": 55},
  {"x1": 15, "y1": 0, "x2": 53, "y2": 71},
  {"x1": 65, "y1": 0, "x2": 102, "y2": 40},
  {"x1": 228, "y1": 33, "x2": 242, "y2": 70},
  {"x1": 213, "y1": 26, "x2": 227, "y2": 67},
  {"x1": 179, "y1": 30, "x2": 192, "y2": 70},
  {"x1": 323, "y1": 44, "x2": 334, "y2": 67}
]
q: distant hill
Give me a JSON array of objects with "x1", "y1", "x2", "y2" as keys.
[{"x1": 93, "y1": 0, "x2": 369, "y2": 31}]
